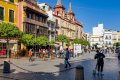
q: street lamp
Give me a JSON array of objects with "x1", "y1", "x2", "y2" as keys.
[{"x1": 34, "y1": 25, "x2": 39, "y2": 57}]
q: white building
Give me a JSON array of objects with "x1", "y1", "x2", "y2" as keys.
[
  {"x1": 103, "y1": 29, "x2": 113, "y2": 47},
  {"x1": 86, "y1": 33, "x2": 91, "y2": 41},
  {"x1": 93, "y1": 24, "x2": 104, "y2": 36},
  {"x1": 90, "y1": 35, "x2": 103, "y2": 48},
  {"x1": 89, "y1": 24, "x2": 104, "y2": 48},
  {"x1": 38, "y1": 3, "x2": 56, "y2": 41}
]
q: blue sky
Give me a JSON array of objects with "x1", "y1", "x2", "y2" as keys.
[{"x1": 37, "y1": 0, "x2": 120, "y2": 33}]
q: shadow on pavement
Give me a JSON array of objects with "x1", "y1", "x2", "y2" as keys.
[
  {"x1": 0, "y1": 63, "x2": 75, "y2": 80},
  {"x1": 0, "y1": 58, "x2": 120, "y2": 80}
]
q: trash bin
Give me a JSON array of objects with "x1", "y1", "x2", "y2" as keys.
[
  {"x1": 3, "y1": 60, "x2": 10, "y2": 73},
  {"x1": 75, "y1": 65, "x2": 84, "y2": 80}
]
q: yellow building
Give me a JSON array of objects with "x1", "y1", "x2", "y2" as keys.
[
  {"x1": 0, "y1": 0, "x2": 18, "y2": 25},
  {"x1": 0, "y1": 0, "x2": 18, "y2": 55},
  {"x1": 112, "y1": 31, "x2": 120, "y2": 44}
]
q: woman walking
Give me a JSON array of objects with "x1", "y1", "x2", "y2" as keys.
[
  {"x1": 64, "y1": 48, "x2": 71, "y2": 69},
  {"x1": 29, "y1": 49, "x2": 33, "y2": 62}
]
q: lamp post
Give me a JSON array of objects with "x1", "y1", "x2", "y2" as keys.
[{"x1": 34, "y1": 25, "x2": 39, "y2": 57}]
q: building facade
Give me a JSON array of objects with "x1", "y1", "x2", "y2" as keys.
[
  {"x1": 0, "y1": 0, "x2": 18, "y2": 52},
  {"x1": 90, "y1": 35, "x2": 103, "y2": 48},
  {"x1": 89, "y1": 24, "x2": 120, "y2": 48},
  {"x1": 39, "y1": 3, "x2": 56, "y2": 41},
  {"x1": 112, "y1": 31, "x2": 120, "y2": 45},
  {"x1": 18, "y1": 0, "x2": 48, "y2": 37},
  {"x1": 82, "y1": 32, "x2": 87, "y2": 40},
  {"x1": 93, "y1": 24, "x2": 104, "y2": 36},
  {"x1": 53, "y1": 0, "x2": 83, "y2": 40},
  {"x1": 103, "y1": 30, "x2": 113, "y2": 47}
]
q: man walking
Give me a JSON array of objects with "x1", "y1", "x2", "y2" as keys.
[{"x1": 94, "y1": 50, "x2": 105, "y2": 75}]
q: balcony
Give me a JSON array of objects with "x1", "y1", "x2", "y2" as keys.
[
  {"x1": 24, "y1": 18, "x2": 47, "y2": 27},
  {"x1": 48, "y1": 27, "x2": 56, "y2": 32}
]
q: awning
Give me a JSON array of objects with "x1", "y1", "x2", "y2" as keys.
[{"x1": 0, "y1": 39, "x2": 17, "y2": 43}]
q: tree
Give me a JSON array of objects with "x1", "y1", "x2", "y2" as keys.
[
  {"x1": 73, "y1": 38, "x2": 81, "y2": 44},
  {"x1": 0, "y1": 22, "x2": 22, "y2": 58},
  {"x1": 57, "y1": 34, "x2": 68, "y2": 47},
  {"x1": 36, "y1": 36, "x2": 49, "y2": 46},
  {"x1": 66, "y1": 37, "x2": 71, "y2": 48},
  {"x1": 49, "y1": 40, "x2": 55, "y2": 45},
  {"x1": 20, "y1": 34, "x2": 33, "y2": 45},
  {"x1": 73, "y1": 38, "x2": 89, "y2": 46},
  {"x1": 81, "y1": 40, "x2": 90, "y2": 46},
  {"x1": 113, "y1": 42, "x2": 120, "y2": 46}
]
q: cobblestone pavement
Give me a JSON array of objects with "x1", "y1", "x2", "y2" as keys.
[{"x1": 0, "y1": 52, "x2": 119, "y2": 80}]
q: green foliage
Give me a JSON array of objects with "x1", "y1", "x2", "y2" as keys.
[
  {"x1": 66, "y1": 41, "x2": 71, "y2": 47},
  {"x1": 21, "y1": 34, "x2": 49, "y2": 46},
  {"x1": 21, "y1": 34, "x2": 33, "y2": 45},
  {"x1": 57, "y1": 34, "x2": 69, "y2": 47},
  {"x1": 57, "y1": 34, "x2": 68, "y2": 43},
  {"x1": 73, "y1": 38, "x2": 81, "y2": 44},
  {"x1": 81, "y1": 40, "x2": 90, "y2": 46},
  {"x1": 0, "y1": 22, "x2": 22, "y2": 58},
  {"x1": 73, "y1": 38, "x2": 90, "y2": 46},
  {"x1": 0, "y1": 22, "x2": 22, "y2": 38},
  {"x1": 35, "y1": 36, "x2": 48, "y2": 46},
  {"x1": 113, "y1": 42, "x2": 120, "y2": 46},
  {"x1": 49, "y1": 40, "x2": 56, "y2": 46}
]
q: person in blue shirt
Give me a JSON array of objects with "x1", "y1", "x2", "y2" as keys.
[{"x1": 64, "y1": 48, "x2": 71, "y2": 68}]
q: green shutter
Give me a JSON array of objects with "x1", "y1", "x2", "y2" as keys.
[
  {"x1": 9, "y1": 10, "x2": 14, "y2": 23},
  {"x1": 10, "y1": 0, "x2": 14, "y2": 3},
  {"x1": 0, "y1": 7, "x2": 4, "y2": 20}
]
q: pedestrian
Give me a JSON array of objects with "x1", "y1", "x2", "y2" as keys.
[
  {"x1": 117, "y1": 48, "x2": 120, "y2": 63},
  {"x1": 94, "y1": 50, "x2": 105, "y2": 75},
  {"x1": 29, "y1": 49, "x2": 33, "y2": 62},
  {"x1": 64, "y1": 48, "x2": 71, "y2": 69}
]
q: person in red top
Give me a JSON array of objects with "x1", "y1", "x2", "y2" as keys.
[
  {"x1": 1, "y1": 48, "x2": 5, "y2": 56},
  {"x1": 69, "y1": 49, "x2": 73, "y2": 57},
  {"x1": 29, "y1": 49, "x2": 33, "y2": 62}
]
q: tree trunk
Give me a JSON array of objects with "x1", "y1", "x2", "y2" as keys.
[{"x1": 62, "y1": 42, "x2": 64, "y2": 48}]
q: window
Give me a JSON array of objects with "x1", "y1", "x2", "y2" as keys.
[
  {"x1": 105, "y1": 36, "x2": 108, "y2": 39},
  {"x1": 10, "y1": 0, "x2": 14, "y2": 3},
  {"x1": 36, "y1": 15, "x2": 39, "y2": 21},
  {"x1": 0, "y1": 7, "x2": 4, "y2": 21},
  {"x1": 39, "y1": 17, "x2": 42, "y2": 22},
  {"x1": 57, "y1": 11, "x2": 59, "y2": 15},
  {"x1": 29, "y1": 13, "x2": 32, "y2": 19},
  {"x1": 47, "y1": 22, "x2": 50, "y2": 27},
  {"x1": 9, "y1": 10, "x2": 14, "y2": 23},
  {"x1": 109, "y1": 42, "x2": 111, "y2": 45},
  {"x1": 109, "y1": 36, "x2": 111, "y2": 39},
  {"x1": 51, "y1": 23, "x2": 54, "y2": 28}
]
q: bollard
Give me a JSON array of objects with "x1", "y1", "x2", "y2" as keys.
[
  {"x1": 3, "y1": 59, "x2": 10, "y2": 73},
  {"x1": 75, "y1": 65, "x2": 84, "y2": 80}
]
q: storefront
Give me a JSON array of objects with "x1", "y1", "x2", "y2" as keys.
[{"x1": 0, "y1": 38, "x2": 17, "y2": 57}]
